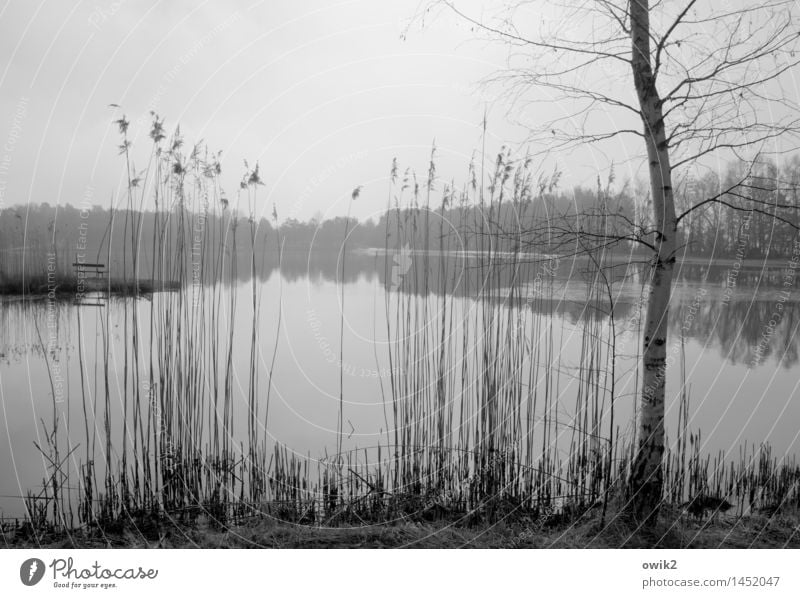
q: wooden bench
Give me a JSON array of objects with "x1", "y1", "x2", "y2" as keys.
[{"x1": 73, "y1": 262, "x2": 106, "y2": 278}]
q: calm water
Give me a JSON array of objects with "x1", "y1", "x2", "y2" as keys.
[{"x1": 1, "y1": 251, "x2": 799, "y2": 518}]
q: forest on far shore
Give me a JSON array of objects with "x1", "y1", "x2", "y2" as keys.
[{"x1": 2, "y1": 155, "x2": 800, "y2": 282}]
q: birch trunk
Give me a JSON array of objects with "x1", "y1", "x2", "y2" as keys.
[{"x1": 627, "y1": 0, "x2": 677, "y2": 524}]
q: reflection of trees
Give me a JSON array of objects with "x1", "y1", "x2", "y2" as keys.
[
  {"x1": 7, "y1": 169, "x2": 800, "y2": 283},
  {"x1": 4, "y1": 246, "x2": 797, "y2": 369},
  {"x1": 672, "y1": 296, "x2": 800, "y2": 369},
  {"x1": 181, "y1": 249, "x2": 800, "y2": 369},
  {"x1": 0, "y1": 300, "x2": 69, "y2": 364}
]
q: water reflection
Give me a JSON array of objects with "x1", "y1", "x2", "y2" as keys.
[
  {"x1": 1, "y1": 250, "x2": 798, "y2": 518},
  {"x1": 260, "y1": 250, "x2": 800, "y2": 369}
]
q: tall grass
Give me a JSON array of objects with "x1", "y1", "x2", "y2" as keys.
[{"x1": 14, "y1": 115, "x2": 800, "y2": 540}]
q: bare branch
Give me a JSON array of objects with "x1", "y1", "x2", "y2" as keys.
[{"x1": 653, "y1": 0, "x2": 698, "y2": 79}]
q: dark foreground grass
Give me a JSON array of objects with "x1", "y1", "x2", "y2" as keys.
[
  {"x1": 0, "y1": 274, "x2": 180, "y2": 296},
  {"x1": 6, "y1": 509, "x2": 800, "y2": 549}
]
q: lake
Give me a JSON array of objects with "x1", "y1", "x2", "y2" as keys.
[{"x1": 1, "y1": 250, "x2": 798, "y2": 519}]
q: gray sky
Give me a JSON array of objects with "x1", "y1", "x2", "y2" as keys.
[{"x1": 0, "y1": 0, "x2": 631, "y2": 222}]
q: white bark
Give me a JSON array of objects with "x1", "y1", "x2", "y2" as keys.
[{"x1": 627, "y1": 0, "x2": 677, "y2": 524}]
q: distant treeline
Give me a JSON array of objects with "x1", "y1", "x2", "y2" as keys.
[{"x1": 2, "y1": 156, "x2": 799, "y2": 283}]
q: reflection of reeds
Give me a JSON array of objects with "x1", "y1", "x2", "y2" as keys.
[{"x1": 17, "y1": 122, "x2": 800, "y2": 537}]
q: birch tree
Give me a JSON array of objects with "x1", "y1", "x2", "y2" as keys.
[{"x1": 436, "y1": 0, "x2": 800, "y2": 524}]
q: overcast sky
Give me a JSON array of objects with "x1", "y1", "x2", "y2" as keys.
[
  {"x1": 0, "y1": 0, "x2": 633, "y2": 222},
  {"x1": 3, "y1": 1, "x2": 788, "y2": 223}
]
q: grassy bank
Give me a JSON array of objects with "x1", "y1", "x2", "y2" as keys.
[{"x1": 5, "y1": 508, "x2": 799, "y2": 549}]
